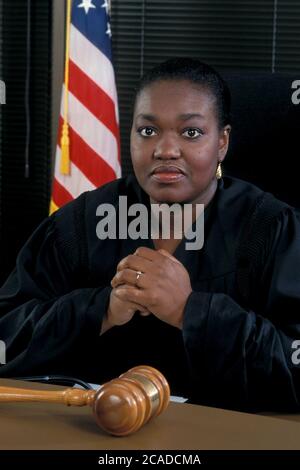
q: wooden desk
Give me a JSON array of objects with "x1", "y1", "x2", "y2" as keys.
[{"x1": 0, "y1": 379, "x2": 299, "y2": 450}]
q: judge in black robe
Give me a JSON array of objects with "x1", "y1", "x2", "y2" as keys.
[
  {"x1": 1, "y1": 59, "x2": 300, "y2": 413},
  {"x1": 0, "y1": 175, "x2": 300, "y2": 412}
]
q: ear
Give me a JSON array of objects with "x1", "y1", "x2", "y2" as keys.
[{"x1": 218, "y1": 125, "x2": 231, "y2": 162}]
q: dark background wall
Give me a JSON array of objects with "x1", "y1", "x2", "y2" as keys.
[
  {"x1": 0, "y1": 0, "x2": 300, "y2": 283},
  {"x1": 0, "y1": 0, "x2": 52, "y2": 284}
]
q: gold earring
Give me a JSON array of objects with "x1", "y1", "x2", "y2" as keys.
[{"x1": 216, "y1": 162, "x2": 222, "y2": 179}]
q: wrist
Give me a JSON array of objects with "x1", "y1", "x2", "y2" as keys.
[
  {"x1": 174, "y1": 289, "x2": 193, "y2": 330},
  {"x1": 100, "y1": 307, "x2": 114, "y2": 335}
]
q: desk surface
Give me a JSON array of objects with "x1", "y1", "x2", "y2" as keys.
[{"x1": 0, "y1": 379, "x2": 299, "y2": 450}]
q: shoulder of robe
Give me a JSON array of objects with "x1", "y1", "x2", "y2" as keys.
[
  {"x1": 218, "y1": 176, "x2": 294, "y2": 228},
  {"x1": 51, "y1": 175, "x2": 142, "y2": 269}
]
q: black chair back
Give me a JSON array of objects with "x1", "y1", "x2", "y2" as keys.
[{"x1": 223, "y1": 73, "x2": 300, "y2": 207}]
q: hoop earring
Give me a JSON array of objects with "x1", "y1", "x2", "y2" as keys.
[{"x1": 216, "y1": 162, "x2": 222, "y2": 180}]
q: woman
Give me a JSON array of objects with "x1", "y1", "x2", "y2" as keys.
[{"x1": 0, "y1": 58, "x2": 299, "y2": 412}]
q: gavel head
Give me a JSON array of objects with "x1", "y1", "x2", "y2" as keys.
[{"x1": 92, "y1": 365, "x2": 170, "y2": 436}]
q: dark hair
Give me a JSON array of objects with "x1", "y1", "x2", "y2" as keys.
[{"x1": 135, "y1": 57, "x2": 231, "y2": 128}]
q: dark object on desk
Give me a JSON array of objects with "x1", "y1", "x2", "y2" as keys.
[
  {"x1": 12, "y1": 375, "x2": 93, "y2": 390},
  {"x1": 0, "y1": 365, "x2": 170, "y2": 437}
]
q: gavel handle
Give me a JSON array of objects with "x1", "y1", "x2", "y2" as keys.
[{"x1": 0, "y1": 386, "x2": 96, "y2": 406}]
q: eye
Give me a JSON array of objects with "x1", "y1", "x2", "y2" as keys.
[
  {"x1": 138, "y1": 127, "x2": 157, "y2": 137},
  {"x1": 182, "y1": 128, "x2": 203, "y2": 139}
]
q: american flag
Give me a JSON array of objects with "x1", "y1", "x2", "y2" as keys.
[{"x1": 50, "y1": 0, "x2": 121, "y2": 214}]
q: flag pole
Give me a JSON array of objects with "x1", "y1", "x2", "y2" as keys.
[{"x1": 60, "y1": 0, "x2": 72, "y2": 175}]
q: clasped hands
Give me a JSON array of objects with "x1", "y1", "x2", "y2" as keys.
[{"x1": 102, "y1": 247, "x2": 192, "y2": 334}]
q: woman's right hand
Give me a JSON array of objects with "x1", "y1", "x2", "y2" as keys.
[{"x1": 100, "y1": 286, "x2": 150, "y2": 335}]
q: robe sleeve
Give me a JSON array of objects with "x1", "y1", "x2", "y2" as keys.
[
  {"x1": 0, "y1": 201, "x2": 112, "y2": 377},
  {"x1": 182, "y1": 207, "x2": 300, "y2": 411}
]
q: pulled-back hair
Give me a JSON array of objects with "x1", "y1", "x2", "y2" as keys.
[{"x1": 135, "y1": 57, "x2": 231, "y2": 128}]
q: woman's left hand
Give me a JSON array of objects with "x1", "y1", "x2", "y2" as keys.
[{"x1": 111, "y1": 247, "x2": 192, "y2": 329}]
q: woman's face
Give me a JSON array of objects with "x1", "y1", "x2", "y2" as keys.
[{"x1": 130, "y1": 79, "x2": 230, "y2": 205}]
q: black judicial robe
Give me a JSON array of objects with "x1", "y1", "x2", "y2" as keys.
[{"x1": 1, "y1": 175, "x2": 300, "y2": 412}]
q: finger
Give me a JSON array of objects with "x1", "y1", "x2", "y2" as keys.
[
  {"x1": 114, "y1": 284, "x2": 146, "y2": 306},
  {"x1": 134, "y1": 246, "x2": 167, "y2": 262},
  {"x1": 111, "y1": 268, "x2": 135, "y2": 288},
  {"x1": 136, "y1": 246, "x2": 182, "y2": 268},
  {"x1": 117, "y1": 253, "x2": 153, "y2": 273},
  {"x1": 111, "y1": 268, "x2": 146, "y2": 289}
]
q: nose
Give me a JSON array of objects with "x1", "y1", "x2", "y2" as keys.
[{"x1": 153, "y1": 133, "x2": 181, "y2": 160}]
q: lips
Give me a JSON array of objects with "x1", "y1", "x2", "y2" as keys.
[
  {"x1": 150, "y1": 165, "x2": 186, "y2": 184},
  {"x1": 151, "y1": 165, "x2": 185, "y2": 175}
]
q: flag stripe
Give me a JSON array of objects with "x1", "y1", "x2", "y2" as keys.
[
  {"x1": 60, "y1": 90, "x2": 121, "y2": 177},
  {"x1": 55, "y1": 146, "x2": 96, "y2": 199},
  {"x1": 51, "y1": 179, "x2": 74, "y2": 209},
  {"x1": 70, "y1": 24, "x2": 119, "y2": 114},
  {"x1": 57, "y1": 117, "x2": 118, "y2": 187},
  {"x1": 69, "y1": 60, "x2": 119, "y2": 141}
]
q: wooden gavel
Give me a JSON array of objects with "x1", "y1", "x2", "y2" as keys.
[{"x1": 0, "y1": 365, "x2": 170, "y2": 436}]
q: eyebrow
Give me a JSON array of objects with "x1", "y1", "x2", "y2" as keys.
[
  {"x1": 135, "y1": 114, "x2": 157, "y2": 122},
  {"x1": 178, "y1": 113, "x2": 205, "y2": 121},
  {"x1": 135, "y1": 113, "x2": 205, "y2": 121}
]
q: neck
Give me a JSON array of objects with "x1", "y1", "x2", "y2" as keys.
[
  {"x1": 191, "y1": 178, "x2": 218, "y2": 207},
  {"x1": 149, "y1": 178, "x2": 218, "y2": 238}
]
